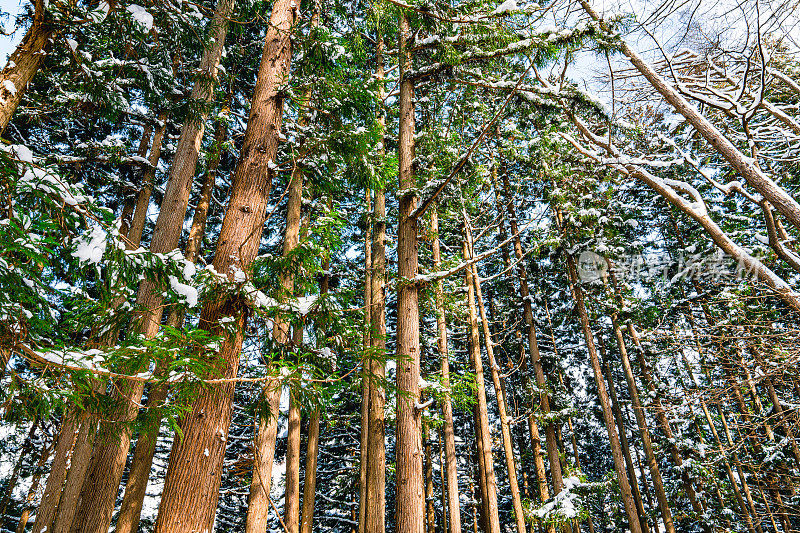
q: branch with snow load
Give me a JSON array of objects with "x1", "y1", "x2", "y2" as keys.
[{"x1": 559, "y1": 126, "x2": 800, "y2": 313}]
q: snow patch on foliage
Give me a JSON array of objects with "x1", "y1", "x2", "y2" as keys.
[
  {"x1": 73, "y1": 224, "x2": 108, "y2": 264},
  {"x1": 127, "y1": 5, "x2": 154, "y2": 31}
]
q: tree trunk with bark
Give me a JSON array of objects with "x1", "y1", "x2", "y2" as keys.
[
  {"x1": 431, "y1": 206, "x2": 461, "y2": 533},
  {"x1": 463, "y1": 210, "x2": 528, "y2": 533},
  {"x1": 561, "y1": 243, "x2": 643, "y2": 533},
  {"x1": 394, "y1": 11, "x2": 424, "y2": 533},
  {"x1": 0, "y1": 0, "x2": 57, "y2": 134},
  {"x1": 153, "y1": 1, "x2": 297, "y2": 530},
  {"x1": 463, "y1": 236, "x2": 501, "y2": 533}
]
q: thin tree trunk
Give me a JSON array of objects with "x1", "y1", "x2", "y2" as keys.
[
  {"x1": 0, "y1": 0, "x2": 56, "y2": 134},
  {"x1": 623, "y1": 321, "x2": 706, "y2": 520},
  {"x1": 463, "y1": 236, "x2": 501, "y2": 533},
  {"x1": 500, "y1": 170, "x2": 565, "y2": 503},
  {"x1": 126, "y1": 110, "x2": 169, "y2": 249},
  {"x1": 424, "y1": 423, "x2": 436, "y2": 533},
  {"x1": 561, "y1": 243, "x2": 643, "y2": 533},
  {"x1": 395, "y1": 11, "x2": 424, "y2": 533},
  {"x1": 431, "y1": 206, "x2": 461, "y2": 533},
  {"x1": 246, "y1": 383, "x2": 282, "y2": 533},
  {"x1": 359, "y1": 187, "x2": 372, "y2": 533},
  {"x1": 14, "y1": 437, "x2": 52, "y2": 533},
  {"x1": 606, "y1": 315, "x2": 675, "y2": 533},
  {"x1": 153, "y1": 1, "x2": 297, "y2": 530},
  {"x1": 285, "y1": 376, "x2": 303, "y2": 533},
  {"x1": 0, "y1": 421, "x2": 38, "y2": 517},
  {"x1": 300, "y1": 407, "x2": 321, "y2": 533},
  {"x1": 51, "y1": 415, "x2": 96, "y2": 533},
  {"x1": 119, "y1": 123, "x2": 153, "y2": 238},
  {"x1": 597, "y1": 337, "x2": 650, "y2": 533},
  {"x1": 365, "y1": 22, "x2": 387, "y2": 533},
  {"x1": 464, "y1": 210, "x2": 528, "y2": 533}
]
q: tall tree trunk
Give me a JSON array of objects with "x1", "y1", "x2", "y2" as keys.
[
  {"x1": 31, "y1": 414, "x2": 78, "y2": 533},
  {"x1": 153, "y1": 0, "x2": 297, "y2": 530},
  {"x1": 245, "y1": 383, "x2": 282, "y2": 533},
  {"x1": 431, "y1": 206, "x2": 461, "y2": 533},
  {"x1": 424, "y1": 423, "x2": 436, "y2": 533},
  {"x1": 561, "y1": 244, "x2": 643, "y2": 533},
  {"x1": 300, "y1": 407, "x2": 321, "y2": 533},
  {"x1": 0, "y1": 0, "x2": 56, "y2": 134},
  {"x1": 285, "y1": 367, "x2": 303, "y2": 533},
  {"x1": 68, "y1": 3, "x2": 235, "y2": 531},
  {"x1": 463, "y1": 210, "x2": 528, "y2": 533},
  {"x1": 463, "y1": 236, "x2": 501, "y2": 533},
  {"x1": 501, "y1": 170, "x2": 565, "y2": 501},
  {"x1": 51, "y1": 415, "x2": 96, "y2": 533},
  {"x1": 114, "y1": 110, "x2": 229, "y2": 533},
  {"x1": 395, "y1": 10, "x2": 424, "y2": 533},
  {"x1": 365, "y1": 21, "x2": 388, "y2": 533},
  {"x1": 597, "y1": 337, "x2": 650, "y2": 533},
  {"x1": 606, "y1": 315, "x2": 675, "y2": 533},
  {"x1": 359, "y1": 187, "x2": 372, "y2": 533}
]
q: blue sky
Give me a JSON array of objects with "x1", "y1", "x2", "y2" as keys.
[{"x1": 0, "y1": 0, "x2": 24, "y2": 67}]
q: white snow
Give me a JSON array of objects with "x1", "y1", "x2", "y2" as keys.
[
  {"x1": 73, "y1": 224, "x2": 108, "y2": 264},
  {"x1": 127, "y1": 5, "x2": 154, "y2": 31},
  {"x1": 3, "y1": 80, "x2": 16, "y2": 95},
  {"x1": 168, "y1": 276, "x2": 198, "y2": 307},
  {"x1": 493, "y1": 0, "x2": 518, "y2": 14}
]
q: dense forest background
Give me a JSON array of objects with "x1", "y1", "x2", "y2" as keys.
[{"x1": 0, "y1": 0, "x2": 798, "y2": 532}]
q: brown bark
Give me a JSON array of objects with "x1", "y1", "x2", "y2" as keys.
[
  {"x1": 463, "y1": 236, "x2": 501, "y2": 533},
  {"x1": 31, "y1": 414, "x2": 78, "y2": 533},
  {"x1": 431, "y1": 206, "x2": 461, "y2": 533},
  {"x1": 300, "y1": 408, "x2": 321, "y2": 533},
  {"x1": 624, "y1": 322, "x2": 706, "y2": 520},
  {"x1": 68, "y1": 3, "x2": 235, "y2": 531},
  {"x1": 119, "y1": 123, "x2": 153, "y2": 238},
  {"x1": 424, "y1": 423, "x2": 436, "y2": 533},
  {"x1": 51, "y1": 415, "x2": 96, "y2": 533},
  {"x1": 365, "y1": 22, "x2": 388, "y2": 533},
  {"x1": 500, "y1": 170, "x2": 565, "y2": 498},
  {"x1": 246, "y1": 382, "x2": 282, "y2": 533},
  {"x1": 607, "y1": 316, "x2": 675, "y2": 533},
  {"x1": 359, "y1": 187, "x2": 372, "y2": 533},
  {"x1": 126, "y1": 111, "x2": 169, "y2": 249},
  {"x1": 464, "y1": 211, "x2": 528, "y2": 533},
  {"x1": 153, "y1": 0, "x2": 297, "y2": 529},
  {"x1": 0, "y1": 0, "x2": 57, "y2": 134},
  {"x1": 562, "y1": 247, "x2": 643, "y2": 533},
  {"x1": 114, "y1": 111, "x2": 228, "y2": 533},
  {"x1": 285, "y1": 387, "x2": 303, "y2": 533},
  {"x1": 394, "y1": 11, "x2": 424, "y2": 533},
  {"x1": 15, "y1": 437, "x2": 52, "y2": 533},
  {"x1": 597, "y1": 338, "x2": 650, "y2": 533}
]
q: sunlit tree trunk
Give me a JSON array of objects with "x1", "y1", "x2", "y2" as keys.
[
  {"x1": 394, "y1": 10, "x2": 424, "y2": 533},
  {"x1": 0, "y1": 0, "x2": 57, "y2": 134},
  {"x1": 153, "y1": 0, "x2": 297, "y2": 529}
]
